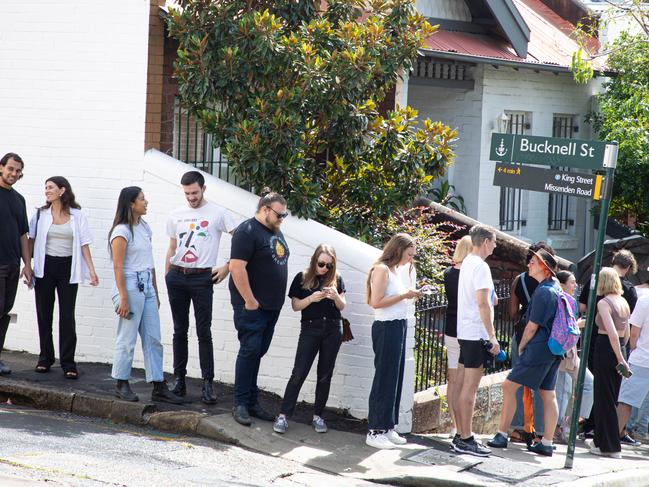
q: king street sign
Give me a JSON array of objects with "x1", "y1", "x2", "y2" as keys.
[
  {"x1": 493, "y1": 163, "x2": 604, "y2": 200},
  {"x1": 490, "y1": 133, "x2": 608, "y2": 170}
]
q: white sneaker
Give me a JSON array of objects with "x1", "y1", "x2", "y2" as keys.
[
  {"x1": 366, "y1": 432, "x2": 396, "y2": 449},
  {"x1": 589, "y1": 446, "x2": 622, "y2": 459},
  {"x1": 385, "y1": 429, "x2": 407, "y2": 445}
]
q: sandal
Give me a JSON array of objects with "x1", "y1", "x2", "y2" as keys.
[
  {"x1": 64, "y1": 370, "x2": 79, "y2": 380},
  {"x1": 509, "y1": 429, "x2": 527, "y2": 443},
  {"x1": 35, "y1": 365, "x2": 51, "y2": 373}
]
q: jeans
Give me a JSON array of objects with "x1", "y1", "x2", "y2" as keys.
[
  {"x1": 111, "y1": 270, "x2": 164, "y2": 382},
  {"x1": 166, "y1": 268, "x2": 214, "y2": 379},
  {"x1": 0, "y1": 264, "x2": 20, "y2": 356},
  {"x1": 627, "y1": 389, "x2": 649, "y2": 434},
  {"x1": 233, "y1": 305, "x2": 280, "y2": 407},
  {"x1": 280, "y1": 319, "x2": 342, "y2": 417},
  {"x1": 510, "y1": 334, "x2": 545, "y2": 432},
  {"x1": 368, "y1": 319, "x2": 407, "y2": 431},
  {"x1": 35, "y1": 256, "x2": 78, "y2": 371},
  {"x1": 556, "y1": 368, "x2": 594, "y2": 424}
]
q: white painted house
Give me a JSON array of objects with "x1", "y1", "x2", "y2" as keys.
[
  {"x1": 0, "y1": 1, "x2": 423, "y2": 430},
  {"x1": 408, "y1": 0, "x2": 608, "y2": 262}
]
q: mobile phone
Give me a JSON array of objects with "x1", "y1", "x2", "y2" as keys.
[
  {"x1": 111, "y1": 294, "x2": 134, "y2": 320},
  {"x1": 616, "y1": 362, "x2": 633, "y2": 378}
]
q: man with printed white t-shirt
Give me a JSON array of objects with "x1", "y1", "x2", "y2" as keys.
[
  {"x1": 165, "y1": 171, "x2": 236, "y2": 404},
  {"x1": 453, "y1": 224, "x2": 500, "y2": 457},
  {"x1": 616, "y1": 294, "x2": 649, "y2": 442}
]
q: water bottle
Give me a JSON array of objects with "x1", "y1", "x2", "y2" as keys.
[{"x1": 481, "y1": 339, "x2": 507, "y2": 363}]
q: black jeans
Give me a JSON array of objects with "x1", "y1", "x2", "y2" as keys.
[
  {"x1": 280, "y1": 319, "x2": 342, "y2": 417},
  {"x1": 34, "y1": 256, "x2": 78, "y2": 371},
  {"x1": 166, "y1": 268, "x2": 214, "y2": 379},
  {"x1": 232, "y1": 305, "x2": 280, "y2": 407},
  {"x1": 0, "y1": 264, "x2": 20, "y2": 357},
  {"x1": 368, "y1": 319, "x2": 407, "y2": 431}
]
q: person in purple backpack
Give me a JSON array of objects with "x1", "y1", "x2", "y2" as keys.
[{"x1": 488, "y1": 249, "x2": 562, "y2": 456}]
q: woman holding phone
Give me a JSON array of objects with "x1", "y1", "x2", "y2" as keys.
[{"x1": 109, "y1": 186, "x2": 180, "y2": 404}]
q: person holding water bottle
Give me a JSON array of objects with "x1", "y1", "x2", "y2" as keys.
[{"x1": 487, "y1": 249, "x2": 562, "y2": 456}]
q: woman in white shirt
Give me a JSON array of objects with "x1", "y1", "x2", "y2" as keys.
[
  {"x1": 109, "y1": 186, "x2": 181, "y2": 404},
  {"x1": 29, "y1": 176, "x2": 98, "y2": 379},
  {"x1": 365, "y1": 233, "x2": 421, "y2": 449}
]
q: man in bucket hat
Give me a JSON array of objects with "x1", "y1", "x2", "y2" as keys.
[{"x1": 487, "y1": 249, "x2": 562, "y2": 456}]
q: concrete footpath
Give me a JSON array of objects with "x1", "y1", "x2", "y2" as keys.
[{"x1": 2, "y1": 350, "x2": 649, "y2": 486}]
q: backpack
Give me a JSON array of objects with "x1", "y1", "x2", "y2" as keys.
[{"x1": 548, "y1": 291, "x2": 580, "y2": 356}]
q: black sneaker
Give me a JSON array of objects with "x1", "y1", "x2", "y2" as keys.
[
  {"x1": 620, "y1": 434, "x2": 642, "y2": 447},
  {"x1": 487, "y1": 432, "x2": 508, "y2": 448},
  {"x1": 527, "y1": 442, "x2": 553, "y2": 457},
  {"x1": 453, "y1": 437, "x2": 491, "y2": 457},
  {"x1": 450, "y1": 433, "x2": 460, "y2": 449}
]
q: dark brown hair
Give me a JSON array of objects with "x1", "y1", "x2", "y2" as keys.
[
  {"x1": 41, "y1": 176, "x2": 81, "y2": 212},
  {"x1": 256, "y1": 187, "x2": 286, "y2": 210},
  {"x1": 366, "y1": 233, "x2": 415, "y2": 303}
]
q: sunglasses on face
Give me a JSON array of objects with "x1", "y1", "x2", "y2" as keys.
[
  {"x1": 266, "y1": 206, "x2": 289, "y2": 219},
  {"x1": 317, "y1": 262, "x2": 334, "y2": 270}
]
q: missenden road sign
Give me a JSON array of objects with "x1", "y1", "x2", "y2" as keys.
[
  {"x1": 490, "y1": 133, "x2": 608, "y2": 170},
  {"x1": 493, "y1": 163, "x2": 604, "y2": 200}
]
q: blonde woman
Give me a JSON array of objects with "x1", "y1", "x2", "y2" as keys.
[
  {"x1": 365, "y1": 233, "x2": 421, "y2": 449},
  {"x1": 443, "y1": 235, "x2": 473, "y2": 439},
  {"x1": 590, "y1": 267, "x2": 631, "y2": 458}
]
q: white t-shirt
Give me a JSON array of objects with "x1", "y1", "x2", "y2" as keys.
[
  {"x1": 457, "y1": 253, "x2": 494, "y2": 340},
  {"x1": 629, "y1": 295, "x2": 649, "y2": 366},
  {"x1": 166, "y1": 200, "x2": 236, "y2": 268},
  {"x1": 110, "y1": 221, "x2": 155, "y2": 272}
]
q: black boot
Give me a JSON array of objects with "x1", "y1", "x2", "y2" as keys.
[
  {"x1": 151, "y1": 381, "x2": 184, "y2": 404},
  {"x1": 201, "y1": 378, "x2": 217, "y2": 405},
  {"x1": 115, "y1": 380, "x2": 138, "y2": 402},
  {"x1": 171, "y1": 375, "x2": 186, "y2": 396}
]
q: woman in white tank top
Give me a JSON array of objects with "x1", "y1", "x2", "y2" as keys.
[{"x1": 365, "y1": 233, "x2": 421, "y2": 449}]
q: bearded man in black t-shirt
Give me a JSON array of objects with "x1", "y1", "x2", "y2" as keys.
[
  {"x1": 229, "y1": 189, "x2": 290, "y2": 426},
  {"x1": 0, "y1": 153, "x2": 33, "y2": 374}
]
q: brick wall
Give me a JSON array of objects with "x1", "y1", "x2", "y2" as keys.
[{"x1": 145, "y1": 0, "x2": 166, "y2": 151}]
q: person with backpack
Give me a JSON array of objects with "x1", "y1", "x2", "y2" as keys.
[
  {"x1": 487, "y1": 249, "x2": 562, "y2": 456},
  {"x1": 506, "y1": 242, "x2": 555, "y2": 444},
  {"x1": 588, "y1": 267, "x2": 631, "y2": 458}
]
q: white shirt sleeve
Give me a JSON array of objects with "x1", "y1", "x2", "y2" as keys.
[
  {"x1": 630, "y1": 296, "x2": 649, "y2": 329},
  {"x1": 166, "y1": 215, "x2": 176, "y2": 239},
  {"x1": 110, "y1": 224, "x2": 131, "y2": 243},
  {"x1": 28, "y1": 210, "x2": 39, "y2": 239},
  {"x1": 220, "y1": 208, "x2": 237, "y2": 234},
  {"x1": 77, "y1": 211, "x2": 93, "y2": 246},
  {"x1": 473, "y1": 260, "x2": 493, "y2": 291}
]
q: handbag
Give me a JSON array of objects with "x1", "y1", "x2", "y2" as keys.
[{"x1": 342, "y1": 317, "x2": 354, "y2": 342}]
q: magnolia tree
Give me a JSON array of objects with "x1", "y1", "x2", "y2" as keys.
[{"x1": 168, "y1": 0, "x2": 457, "y2": 242}]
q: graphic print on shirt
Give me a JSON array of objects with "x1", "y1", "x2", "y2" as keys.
[
  {"x1": 178, "y1": 219, "x2": 210, "y2": 264},
  {"x1": 269, "y1": 235, "x2": 289, "y2": 265}
]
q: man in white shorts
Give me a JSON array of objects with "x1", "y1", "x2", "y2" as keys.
[{"x1": 616, "y1": 293, "x2": 649, "y2": 442}]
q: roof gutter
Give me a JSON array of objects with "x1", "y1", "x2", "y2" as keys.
[{"x1": 419, "y1": 49, "x2": 613, "y2": 77}]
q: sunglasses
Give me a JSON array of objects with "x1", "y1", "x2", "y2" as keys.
[
  {"x1": 317, "y1": 262, "x2": 334, "y2": 270},
  {"x1": 266, "y1": 206, "x2": 289, "y2": 219}
]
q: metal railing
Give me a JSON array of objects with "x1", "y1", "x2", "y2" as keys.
[
  {"x1": 173, "y1": 98, "x2": 250, "y2": 189},
  {"x1": 414, "y1": 279, "x2": 515, "y2": 392}
]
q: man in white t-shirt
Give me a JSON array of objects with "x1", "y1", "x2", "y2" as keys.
[
  {"x1": 165, "y1": 171, "x2": 236, "y2": 404},
  {"x1": 616, "y1": 294, "x2": 649, "y2": 442},
  {"x1": 453, "y1": 224, "x2": 500, "y2": 457}
]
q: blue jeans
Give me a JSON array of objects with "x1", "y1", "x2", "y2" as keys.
[
  {"x1": 111, "y1": 270, "x2": 164, "y2": 382},
  {"x1": 510, "y1": 334, "x2": 545, "y2": 432},
  {"x1": 627, "y1": 393, "x2": 649, "y2": 434},
  {"x1": 233, "y1": 305, "x2": 280, "y2": 407},
  {"x1": 556, "y1": 368, "x2": 594, "y2": 423},
  {"x1": 368, "y1": 319, "x2": 407, "y2": 431}
]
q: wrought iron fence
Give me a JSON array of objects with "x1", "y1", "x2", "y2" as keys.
[{"x1": 414, "y1": 279, "x2": 516, "y2": 392}]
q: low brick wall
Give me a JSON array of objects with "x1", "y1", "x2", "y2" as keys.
[{"x1": 412, "y1": 371, "x2": 509, "y2": 434}]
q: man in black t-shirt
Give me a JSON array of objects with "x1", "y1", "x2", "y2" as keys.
[
  {"x1": 0, "y1": 153, "x2": 33, "y2": 374},
  {"x1": 229, "y1": 190, "x2": 290, "y2": 426}
]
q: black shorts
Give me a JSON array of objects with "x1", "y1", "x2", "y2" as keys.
[{"x1": 458, "y1": 339, "x2": 489, "y2": 369}]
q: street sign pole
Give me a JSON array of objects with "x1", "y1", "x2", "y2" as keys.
[{"x1": 564, "y1": 143, "x2": 618, "y2": 469}]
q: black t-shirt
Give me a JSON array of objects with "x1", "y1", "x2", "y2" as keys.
[
  {"x1": 514, "y1": 271, "x2": 539, "y2": 315},
  {"x1": 0, "y1": 186, "x2": 28, "y2": 266},
  {"x1": 288, "y1": 272, "x2": 346, "y2": 321},
  {"x1": 443, "y1": 266, "x2": 459, "y2": 338},
  {"x1": 228, "y1": 218, "x2": 290, "y2": 310}
]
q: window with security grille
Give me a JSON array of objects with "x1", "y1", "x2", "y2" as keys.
[
  {"x1": 499, "y1": 112, "x2": 527, "y2": 231},
  {"x1": 548, "y1": 115, "x2": 576, "y2": 231}
]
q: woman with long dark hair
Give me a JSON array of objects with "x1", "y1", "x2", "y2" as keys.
[
  {"x1": 273, "y1": 244, "x2": 346, "y2": 435},
  {"x1": 29, "y1": 176, "x2": 98, "y2": 378},
  {"x1": 109, "y1": 187, "x2": 180, "y2": 404},
  {"x1": 365, "y1": 233, "x2": 421, "y2": 449}
]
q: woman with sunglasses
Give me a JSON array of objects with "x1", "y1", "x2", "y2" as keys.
[{"x1": 273, "y1": 244, "x2": 346, "y2": 435}]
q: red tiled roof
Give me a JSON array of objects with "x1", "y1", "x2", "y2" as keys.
[{"x1": 423, "y1": 0, "x2": 605, "y2": 71}]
